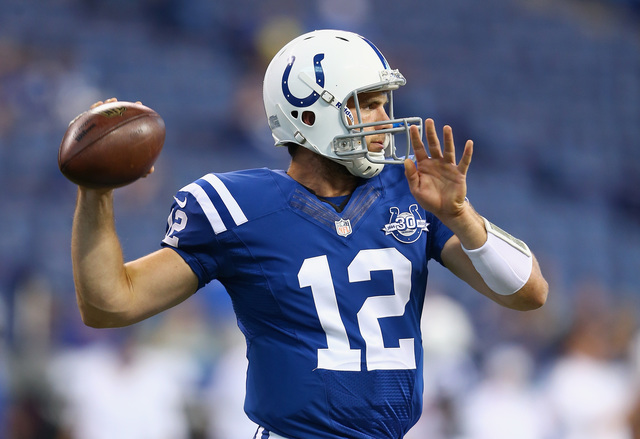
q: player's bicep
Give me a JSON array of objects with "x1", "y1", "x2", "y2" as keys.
[{"x1": 122, "y1": 247, "x2": 199, "y2": 324}]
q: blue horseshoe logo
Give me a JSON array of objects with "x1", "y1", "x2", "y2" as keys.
[{"x1": 282, "y1": 53, "x2": 325, "y2": 107}]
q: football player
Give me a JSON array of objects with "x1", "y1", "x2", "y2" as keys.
[{"x1": 70, "y1": 30, "x2": 548, "y2": 438}]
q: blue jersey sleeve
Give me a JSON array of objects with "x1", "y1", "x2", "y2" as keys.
[{"x1": 160, "y1": 181, "x2": 225, "y2": 289}]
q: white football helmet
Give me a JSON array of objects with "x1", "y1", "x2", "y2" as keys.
[{"x1": 263, "y1": 29, "x2": 422, "y2": 178}]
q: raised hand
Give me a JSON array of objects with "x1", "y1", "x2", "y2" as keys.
[{"x1": 403, "y1": 118, "x2": 473, "y2": 222}]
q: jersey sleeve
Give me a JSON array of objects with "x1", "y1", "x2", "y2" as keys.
[{"x1": 160, "y1": 177, "x2": 230, "y2": 289}]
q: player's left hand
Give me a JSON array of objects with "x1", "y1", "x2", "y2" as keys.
[{"x1": 404, "y1": 118, "x2": 473, "y2": 221}]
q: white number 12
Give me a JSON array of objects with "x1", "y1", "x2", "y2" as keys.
[{"x1": 298, "y1": 248, "x2": 416, "y2": 372}]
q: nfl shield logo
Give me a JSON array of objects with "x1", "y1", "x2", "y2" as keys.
[{"x1": 334, "y1": 218, "x2": 352, "y2": 237}]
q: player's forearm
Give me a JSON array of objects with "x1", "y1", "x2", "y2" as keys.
[
  {"x1": 71, "y1": 188, "x2": 134, "y2": 327},
  {"x1": 440, "y1": 201, "x2": 548, "y2": 308}
]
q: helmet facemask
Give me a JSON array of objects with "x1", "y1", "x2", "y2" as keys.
[{"x1": 333, "y1": 81, "x2": 423, "y2": 170}]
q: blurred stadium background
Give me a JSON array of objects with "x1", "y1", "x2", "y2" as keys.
[{"x1": 1, "y1": 0, "x2": 640, "y2": 438}]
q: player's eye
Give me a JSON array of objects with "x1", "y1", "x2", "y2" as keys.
[
  {"x1": 361, "y1": 100, "x2": 388, "y2": 112},
  {"x1": 361, "y1": 100, "x2": 379, "y2": 110}
]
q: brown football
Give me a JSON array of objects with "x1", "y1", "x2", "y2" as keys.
[{"x1": 58, "y1": 101, "x2": 166, "y2": 188}]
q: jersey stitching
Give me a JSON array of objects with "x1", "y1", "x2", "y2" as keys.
[
  {"x1": 289, "y1": 185, "x2": 381, "y2": 232},
  {"x1": 291, "y1": 190, "x2": 341, "y2": 228}
]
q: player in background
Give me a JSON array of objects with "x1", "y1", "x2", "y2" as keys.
[{"x1": 69, "y1": 30, "x2": 548, "y2": 438}]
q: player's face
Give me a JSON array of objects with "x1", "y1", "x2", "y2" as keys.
[{"x1": 347, "y1": 91, "x2": 393, "y2": 153}]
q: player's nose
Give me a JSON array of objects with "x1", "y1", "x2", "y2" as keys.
[{"x1": 375, "y1": 107, "x2": 393, "y2": 129}]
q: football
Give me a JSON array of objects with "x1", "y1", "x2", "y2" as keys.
[{"x1": 58, "y1": 101, "x2": 166, "y2": 188}]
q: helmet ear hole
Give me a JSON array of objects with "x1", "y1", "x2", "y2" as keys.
[
  {"x1": 302, "y1": 111, "x2": 316, "y2": 126},
  {"x1": 290, "y1": 111, "x2": 299, "y2": 119}
]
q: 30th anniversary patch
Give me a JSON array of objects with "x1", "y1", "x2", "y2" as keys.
[{"x1": 382, "y1": 204, "x2": 429, "y2": 243}]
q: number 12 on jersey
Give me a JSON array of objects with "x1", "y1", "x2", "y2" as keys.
[{"x1": 298, "y1": 248, "x2": 416, "y2": 372}]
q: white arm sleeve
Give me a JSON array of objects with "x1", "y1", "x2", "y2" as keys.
[{"x1": 462, "y1": 217, "x2": 533, "y2": 296}]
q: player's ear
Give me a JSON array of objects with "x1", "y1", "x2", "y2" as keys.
[{"x1": 302, "y1": 111, "x2": 315, "y2": 126}]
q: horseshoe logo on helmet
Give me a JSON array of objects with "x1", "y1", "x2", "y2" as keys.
[{"x1": 282, "y1": 53, "x2": 325, "y2": 108}]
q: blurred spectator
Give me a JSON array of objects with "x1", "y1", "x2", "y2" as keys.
[
  {"x1": 5, "y1": 273, "x2": 58, "y2": 439},
  {"x1": 406, "y1": 294, "x2": 477, "y2": 439},
  {"x1": 47, "y1": 328, "x2": 203, "y2": 439},
  {"x1": 541, "y1": 307, "x2": 636, "y2": 439},
  {"x1": 459, "y1": 344, "x2": 551, "y2": 439},
  {"x1": 205, "y1": 326, "x2": 257, "y2": 439},
  {"x1": 0, "y1": 292, "x2": 9, "y2": 435}
]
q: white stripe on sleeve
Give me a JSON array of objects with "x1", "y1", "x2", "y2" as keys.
[
  {"x1": 202, "y1": 173, "x2": 248, "y2": 226},
  {"x1": 180, "y1": 182, "x2": 227, "y2": 234}
]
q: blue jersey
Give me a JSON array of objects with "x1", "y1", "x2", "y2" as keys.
[{"x1": 161, "y1": 165, "x2": 454, "y2": 439}]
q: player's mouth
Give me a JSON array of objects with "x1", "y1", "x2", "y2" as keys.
[
  {"x1": 368, "y1": 141, "x2": 385, "y2": 152},
  {"x1": 367, "y1": 133, "x2": 391, "y2": 153}
]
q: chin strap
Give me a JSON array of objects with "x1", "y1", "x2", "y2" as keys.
[
  {"x1": 299, "y1": 72, "x2": 336, "y2": 105},
  {"x1": 299, "y1": 72, "x2": 355, "y2": 124}
]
